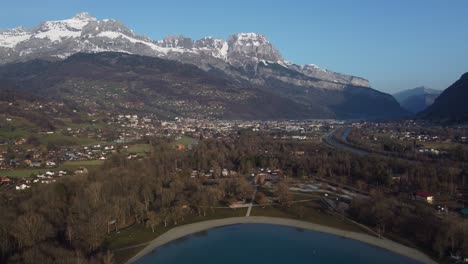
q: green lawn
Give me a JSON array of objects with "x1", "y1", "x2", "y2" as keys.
[
  {"x1": 113, "y1": 246, "x2": 146, "y2": 264},
  {"x1": 173, "y1": 136, "x2": 197, "y2": 146},
  {"x1": 39, "y1": 134, "x2": 102, "y2": 146},
  {"x1": 126, "y1": 144, "x2": 151, "y2": 156},
  {"x1": 106, "y1": 207, "x2": 247, "y2": 264},
  {"x1": 0, "y1": 129, "x2": 31, "y2": 140},
  {"x1": 106, "y1": 208, "x2": 246, "y2": 250},
  {"x1": 0, "y1": 168, "x2": 48, "y2": 178},
  {"x1": 251, "y1": 201, "x2": 372, "y2": 235},
  {"x1": 108, "y1": 203, "x2": 374, "y2": 264},
  {"x1": 61, "y1": 160, "x2": 104, "y2": 170},
  {"x1": 57, "y1": 117, "x2": 112, "y2": 130},
  {"x1": 420, "y1": 141, "x2": 461, "y2": 151},
  {"x1": 0, "y1": 117, "x2": 36, "y2": 140}
]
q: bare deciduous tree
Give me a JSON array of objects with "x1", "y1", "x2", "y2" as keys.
[
  {"x1": 146, "y1": 211, "x2": 160, "y2": 232},
  {"x1": 11, "y1": 212, "x2": 54, "y2": 248}
]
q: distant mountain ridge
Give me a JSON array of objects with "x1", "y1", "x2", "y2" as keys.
[
  {"x1": 421, "y1": 73, "x2": 468, "y2": 123},
  {"x1": 0, "y1": 52, "x2": 407, "y2": 120},
  {"x1": 393, "y1": 86, "x2": 441, "y2": 113},
  {"x1": 0, "y1": 13, "x2": 408, "y2": 120},
  {"x1": 0, "y1": 12, "x2": 368, "y2": 88}
]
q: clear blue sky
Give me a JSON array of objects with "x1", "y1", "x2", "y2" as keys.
[{"x1": 1, "y1": 0, "x2": 467, "y2": 93}]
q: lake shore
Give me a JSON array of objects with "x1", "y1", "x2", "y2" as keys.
[{"x1": 125, "y1": 216, "x2": 437, "y2": 264}]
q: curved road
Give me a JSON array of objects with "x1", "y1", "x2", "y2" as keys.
[{"x1": 322, "y1": 128, "x2": 369, "y2": 156}]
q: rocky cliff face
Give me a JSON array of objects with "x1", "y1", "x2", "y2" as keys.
[{"x1": 226, "y1": 33, "x2": 284, "y2": 66}]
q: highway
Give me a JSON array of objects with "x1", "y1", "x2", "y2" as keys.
[
  {"x1": 322, "y1": 127, "x2": 369, "y2": 156},
  {"x1": 322, "y1": 127, "x2": 468, "y2": 213}
]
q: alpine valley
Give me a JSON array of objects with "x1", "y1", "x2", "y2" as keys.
[{"x1": 0, "y1": 12, "x2": 407, "y2": 120}]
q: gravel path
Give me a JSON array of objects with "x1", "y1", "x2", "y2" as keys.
[{"x1": 246, "y1": 187, "x2": 257, "y2": 217}]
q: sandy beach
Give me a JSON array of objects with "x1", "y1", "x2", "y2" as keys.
[{"x1": 125, "y1": 216, "x2": 437, "y2": 264}]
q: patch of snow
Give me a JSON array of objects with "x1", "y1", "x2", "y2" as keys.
[
  {"x1": 219, "y1": 40, "x2": 229, "y2": 59},
  {"x1": 234, "y1": 33, "x2": 267, "y2": 47},
  {"x1": 0, "y1": 31, "x2": 31, "y2": 48},
  {"x1": 53, "y1": 52, "x2": 74, "y2": 59},
  {"x1": 97, "y1": 31, "x2": 185, "y2": 54},
  {"x1": 32, "y1": 13, "x2": 97, "y2": 42},
  {"x1": 277, "y1": 60, "x2": 290, "y2": 68},
  {"x1": 34, "y1": 27, "x2": 81, "y2": 42},
  {"x1": 303, "y1": 64, "x2": 327, "y2": 72}
]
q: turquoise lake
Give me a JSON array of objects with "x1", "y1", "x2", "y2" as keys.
[{"x1": 136, "y1": 224, "x2": 421, "y2": 264}]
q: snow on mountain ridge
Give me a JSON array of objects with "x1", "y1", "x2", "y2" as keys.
[
  {"x1": 0, "y1": 13, "x2": 284, "y2": 66},
  {"x1": 0, "y1": 12, "x2": 370, "y2": 88},
  {"x1": 72, "y1": 12, "x2": 96, "y2": 22},
  {"x1": 233, "y1": 32, "x2": 267, "y2": 47},
  {"x1": 0, "y1": 29, "x2": 31, "y2": 48}
]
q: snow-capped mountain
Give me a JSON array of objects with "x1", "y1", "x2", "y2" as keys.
[
  {"x1": 226, "y1": 33, "x2": 284, "y2": 66},
  {"x1": 0, "y1": 12, "x2": 369, "y2": 88}
]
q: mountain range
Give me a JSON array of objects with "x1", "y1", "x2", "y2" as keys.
[
  {"x1": 0, "y1": 12, "x2": 407, "y2": 120},
  {"x1": 421, "y1": 73, "x2": 468, "y2": 123},
  {"x1": 393, "y1": 86, "x2": 441, "y2": 113}
]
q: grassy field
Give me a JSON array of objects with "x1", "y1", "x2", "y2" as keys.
[
  {"x1": 107, "y1": 200, "x2": 374, "y2": 264},
  {"x1": 39, "y1": 134, "x2": 102, "y2": 146},
  {"x1": 107, "y1": 207, "x2": 247, "y2": 263},
  {"x1": 0, "y1": 117, "x2": 36, "y2": 140},
  {"x1": 173, "y1": 136, "x2": 197, "y2": 146},
  {"x1": 126, "y1": 144, "x2": 151, "y2": 156},
  {"x1": 113, "y1": 246, "x2": 146, "y2": 264},
  {"x1": 251, "y1": 201, "x2": 372, "y2": 235},
  {"x1": 0, "y1": 129, "x2": 31, "y2": 140},
  {"x1": 61, "y1": 160, "x2": 104, "y2": 170},
  {"x1": 419, "y1": 141, "x2": 460, "y2": 150},
  {"x1": 0, "y1": 168, "x2": 49, "y2": 178},
  {"x1": 57, "y1": 117, "x2": 112, "y2": 130}
]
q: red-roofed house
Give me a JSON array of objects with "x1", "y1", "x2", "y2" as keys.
[
  {"x1": 415, "y1": 191, "x2": 434, "y2": 204},
  {"x1": 1, "y1": 177, "x2": 11, "y2": 185}
]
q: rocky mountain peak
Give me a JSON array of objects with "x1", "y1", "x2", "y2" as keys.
[
  {"x1": 194, "y1": 37, "x2": 225, "y2": 49},
  {"x1": 72, "y1": 12, "x2": 97, "y2": 22},
  {"x1": 229, "y1": 33, "x2": 268, "y2": 46},
  {"x1": 226, "y1": 32, "x2": 284, "y2": 66}
]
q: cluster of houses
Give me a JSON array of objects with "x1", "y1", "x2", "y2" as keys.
[
  {"x1": 347, "y1": 121, "x2": 468, "y2": 158},
  {"x1": 190, "y1": 168, "x2": 238, "y2": 179},
  {"x1": 252, "y1": 168, "x2": 283, "y2": 186},
  {"x1": 417, "y1": 148, "x2": 442, "y2": 155},
  {"x1": 352, "y1": 121, "x2": 466, "y2": 146},
  {"x1": 2, "y1": 116, "x2": 333, "y2": 172},
  {"x1": 0, "y1": 143, "x2": 119, "y2": 171},
  {"x1": 157, "y1": 118, "x2": 337, "y2": 142},
  {"x1": 1, "y1": 167, "x2": 89, "y2": 192},
  {"x1": 189, "y1": 167, "x2": 285, "y2": 187}
]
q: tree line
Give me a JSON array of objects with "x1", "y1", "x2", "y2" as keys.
[{"x1": 0, "y1": 132, "x2": 466, "y2": 263}]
